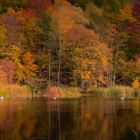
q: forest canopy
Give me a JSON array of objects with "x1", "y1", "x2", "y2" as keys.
[{"x1": 0, "y1": 0, "x2": 139, "y2": 91}]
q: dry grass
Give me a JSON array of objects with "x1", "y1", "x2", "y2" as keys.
[
  {"x1": 0, "y1": 84, "x2": 31, "y2": 98},
  {"x1": 88, "y1": 86, "x2": 134, "y2": 98}
]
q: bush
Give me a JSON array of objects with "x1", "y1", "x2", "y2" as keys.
[{"x1": 46, "y1": 86, "x2": 81, "y2": 98}]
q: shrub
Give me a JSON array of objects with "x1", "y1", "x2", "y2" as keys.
[{"x1": 46, "y1": 86, "x2": 81, "y2": 98}]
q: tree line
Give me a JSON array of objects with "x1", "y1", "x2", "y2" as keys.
[{"x1": 0, "y1": 0, "x2": 140, "y2": 91}]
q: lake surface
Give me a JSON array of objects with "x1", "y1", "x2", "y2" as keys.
[{"x1": 0, "y1": 97, "x2": 140, "y2": 140}]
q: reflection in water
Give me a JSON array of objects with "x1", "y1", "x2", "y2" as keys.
[{"x1": 0, "y1": 98, "x2": 139, "y2": 140}]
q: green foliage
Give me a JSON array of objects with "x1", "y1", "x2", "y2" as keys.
[
  {"x1": 108, "y1": 86, "x2": 134, "y2": 97},
  {"x1": 85, "y1": 3, "x2": 103, "y2": 24},
  {"x1": 104, "y1": 0, "x2": 121, "y2": 13},
  {"x1": 38, "y1": 12, "x2": 53, "y2": 49},
  {"x1": 68, "y1": 0, "x2": 132, "y2": 13},
  {"x1": 88, "y1": 87, "x2": 108, "y2": 95},
  {"x1": 62, "y1": 87, "x2": 81, "y2": 96},
  {"x1": 0, "y1": 0, "x2": 28, "y2": 12}
]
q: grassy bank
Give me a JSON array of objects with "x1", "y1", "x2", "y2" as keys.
[
  {"x1": 0, "y1": 84, "x2": 31, "y2": 98},
  {"x1": 88, "y1": 86, "x2": 137, "y2": 98},
  {"x1": 134, "y1": 89, "x2": 140, "y2": 97},
  {"x1": 1, "y1": 84, "x2": 139, "y2": 99}
]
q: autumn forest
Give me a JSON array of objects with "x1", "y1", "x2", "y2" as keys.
[
  {"x1": 0, "y1": 0, "x2": 140, "y2": 96},
  {"x1": 1, "y1": 1, "x2": 140, "y2": 140}
]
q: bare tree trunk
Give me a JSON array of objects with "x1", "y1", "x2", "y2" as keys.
[
  {"x1": 55, "y1": 0, "x2": 62, "y2": 87},
  {"x1": 55, "y1": 2, "x2": 61, "y2": 140},
  {"x1": 48, "y1": 49, "x2": 51, "y2": 87}
]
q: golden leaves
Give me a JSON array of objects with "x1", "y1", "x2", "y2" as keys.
[
  {"x1": 81, "y1": 71, "x2": 91, "y2": 80},
  {"x1": 132, "y1": 79, "x2": 139, "y2": 89},
  {"x1": 0, "y1": 24, "x2": 6, "y2": 46},
  {"x1": 119, "y1": 4, "x2": 136, "y2": 22},
  {"x1": 23, "y1": 52, "x2": 37, "y2": 78}
]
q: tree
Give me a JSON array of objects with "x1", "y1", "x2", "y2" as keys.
[
  {"x1": 22, "y1": 52, "x2": 37, "y2": 80},
  {"x1": 122, "y1": 1, "x2": 140, "y2": 60},
  {"x1": 27, "y1": 0, "x2": 51, "y2": 15},
  {"x1": 1, "y1": 7, "x2": 24, "y2": 46},
  {"x1": 128, "y1": 1, "x2": 140, "y2": 45},
  {"x1": 63, "y1": 25, "x2": 111, "y2": 88},
  {"x1": 0, "y1": 45, "x2": 37, "y2": 83},
  {"x1": 0, "y1": 23, "x2": 6, "y2": 47}
]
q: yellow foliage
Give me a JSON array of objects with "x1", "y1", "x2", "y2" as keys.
[
  {"x1": 119, "y1": 4, "x2": 136, "y2": 22},
  {"x1": 64, "y1": 25, "x2": 111, "y2": 86},
  {"x1": 0, "y1": 25, "x2": 6, "y2": 46},
  {"x1": 98, "y1": 74, "x2": 106, "y2": 85},
  {"x1": 0, "y1": 45, "x2": 37, "y2": 82},
  {"x1": 23, "y1": 52, "x2": 37, "y2": 78},
  {"x1": 132, "y1": 79, "x2": 139, "y2": 89},
  {"x1": 7, "y1": 45, "x2": 21, "y2": 60},
  {"x1": 81, "y1": 71, "x2": 91, "y2": 80},
  {"x1": 50, "y1": 0, "x2": 89, "y2": 32}
]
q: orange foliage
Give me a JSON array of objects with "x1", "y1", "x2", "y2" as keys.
[
  {"x1": 49, "y1": 0, "x2": 89, "y2": 32},
  {"x1": 23, "y1": 52, "x2": 37, "y2": 78},
  {"x1": 63, "y1": 25, "x2": 111, "y2": 86}
]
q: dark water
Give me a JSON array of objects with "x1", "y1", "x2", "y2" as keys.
[{"x1": 0, "y1": 97, "x2": 140, "y2": 140}]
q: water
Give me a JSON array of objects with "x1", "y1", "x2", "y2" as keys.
[{"x1": 0, "y1": 97, "x2": 140, "y2": 140}]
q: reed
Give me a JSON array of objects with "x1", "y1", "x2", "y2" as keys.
[
  {"x1": 88, "y1": 86, "x2": 134, "y2": 98},
  {"x1": 0, "y1": 84, "x2": 31, "y2": 98}
]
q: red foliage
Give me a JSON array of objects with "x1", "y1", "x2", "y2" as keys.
[
  {"x1": 132, "y1": 1, "x2": 140, "y2": 21},
  {"x1": 47, "y1": 87, "x2": 61, "y2": 99},
  {"x1": 0, "y1": 60, "x2": 15, "y2": 83},
  {"x1": 27, "y1": 0, "x2": 50, "y2": 15},
  {"x1": 127, "y1": 1, "x2": 140, "y2": 44},
  {"x1": 23, "y1": 8, "x2": 38, "y2": 18},
  {"x1": 1, "y1": 8, "x2": 22, "y2": 46}
]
